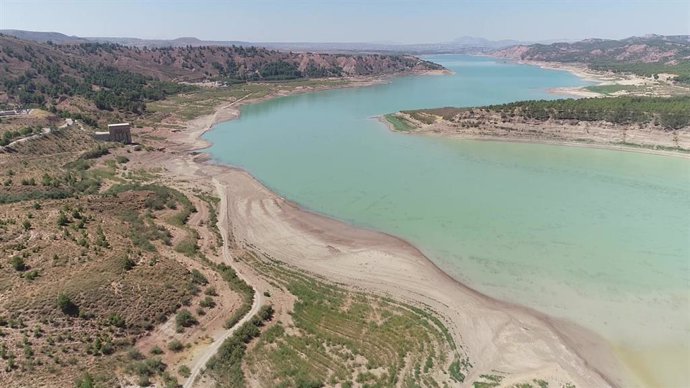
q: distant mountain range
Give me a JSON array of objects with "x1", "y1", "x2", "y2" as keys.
[{"x1": 0, "y1": 29, "x2": 562, "y2": 53}]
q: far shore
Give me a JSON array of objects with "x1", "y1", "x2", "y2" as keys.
[
  {"x1": 155, "y1": 74, "x2": 636, "y2": 387},
  {"x1": 377, "y1": 115, "x2": 690, "y2": 159},
  {"x1": 378, "y1": 56, "x2": 690, "y2": 158}
]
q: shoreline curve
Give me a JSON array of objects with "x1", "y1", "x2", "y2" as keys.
[{"x1": 167, "y1": 72, "x2": 634, "y2": 387}]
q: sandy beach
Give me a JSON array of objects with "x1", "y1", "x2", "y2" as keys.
[
  {"x1": 147, "y1": 77, "x2": 641, "y2": 387},
  {"x1": 502, "y1": 59, "x2": 678, "y2": 98}
]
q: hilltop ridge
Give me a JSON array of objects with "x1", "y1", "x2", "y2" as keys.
[
  {"x1": 0, "y1": 34, "x2": 443, "y2": 113},
  {"x1": 492, "y1": 35, "x2": 690, "y2": 83}
]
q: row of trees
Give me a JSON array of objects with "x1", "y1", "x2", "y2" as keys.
[{"x1": 484, "y1": 96, "x2": 690, "y2": 130}]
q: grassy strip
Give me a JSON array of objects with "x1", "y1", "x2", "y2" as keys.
[
  {"x1": 584, "y1": 84, "x2": 643, "y2": 95},
  {"x1": 383, "y1": 113, "x2": 414, "y2": 132},
  {"x1": 197, "y1": 194, "x2": 223, "y2": 247},
  {"x1": 216, "y1": 263, "x2": 254, "y2": 329},
  {"x1": 204, "y1": 305, "x2": 274, "y2": 387},
  {"x1": 194, "y1": 253, "x2": 255, "y2": 329}
]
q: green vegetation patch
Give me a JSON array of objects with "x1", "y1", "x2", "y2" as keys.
[
  {"x1": 584, "y1": 84, "x2": 645, "y2": 95},
  {"x1": 241, "y1": 254, "x2": 467, "y2": 387},
  {"x1": 205, "y1": 305, "x2": 274, "y2": 387},
  {"x1": 384, "y1": 113, "x2": 414, "y2": 132}
]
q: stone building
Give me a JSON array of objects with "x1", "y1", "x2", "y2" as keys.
[
  {"x1": 108, "y1": 123, "x2": 132, "y2": 144},
  {"x1": 94, "y1": 123, "x2": 132, "y2": 144}
]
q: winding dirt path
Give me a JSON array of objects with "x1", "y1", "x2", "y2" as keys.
[{"x1": 181, "y1": 179, "x2": 264, "y2": 388}]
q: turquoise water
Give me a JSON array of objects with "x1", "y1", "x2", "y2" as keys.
[{"x1": 204, "y1": 55, "x2": 690, "y2": 386}]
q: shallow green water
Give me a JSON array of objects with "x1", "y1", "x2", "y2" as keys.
[{"x1": 205, "y1": 55, "x2": 690, "y2": 385}]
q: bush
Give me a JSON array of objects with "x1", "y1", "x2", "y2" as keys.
[
  {"x1": 108, "y1": 313, "x2": 126, "y2": 328},
  {"x1": 128, "y1": 348, "x2": 144, "y2": 360},
  {"x1": 150, "y1": 346, "x2": 164, "y2": 355},
  {"x1": 167, "y1": 339, "x2": 184, "y2": 352},
  {"x1": 10, "y1": 256, "x2": 26, "y2": 271},
  {"x1": 190, "y1": 269, "x2": 208, "y2": 285},
  {"x1": 57, "y1": 211, "x2": 69, "y2": 226},
  {"x1": 175, "y1": 238, "x2": 199, "y2": 257},
  {"x1": 199, "y1": 296, "x2": 216, "y2": 309},
  {"x1": 175, "y1": 309, "x2": 197, "y2": 332},
  {"x1": 57, "y1": 293, "x2": 79, "y2": 316},
  {"x1": 74, "y1": 372, "x2": 95, "y2": 388},
  {"x1": 178, "y1": 364, "x2": 191, "y2": 378},
  {"x1": 120, "y1": 256, "x2": 136, "y2": 271}
]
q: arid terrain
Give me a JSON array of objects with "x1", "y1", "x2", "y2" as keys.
[
  {"x1": 2, "y1": 31, "x2": 688, "y2": 387},
  {"x1": 0, "y1": 35, "x2": 473, "y2": 387}
]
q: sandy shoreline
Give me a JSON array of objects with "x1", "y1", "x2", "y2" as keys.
[
  {"x1": 153, "y1": 75, "x2": 641, "y2": 387},
  {"x1": 496, "y1": 58, "x2": 671, "y2": 99}
]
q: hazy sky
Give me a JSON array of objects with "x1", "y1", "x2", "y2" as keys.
[{"x1": 1, "y1": 0, "x2": 688, "y2": 43}]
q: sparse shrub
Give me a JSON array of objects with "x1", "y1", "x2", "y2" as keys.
[
  {"x1": 108, "y1": 313, "x2": 126, "y2": 328},
  {"x1": 95, "y1": 225, "x2": 109, "y2": 248},
  {"x1": 204, "y1": 286, "x2": 217, "y2": 296},
  {"x1": 199, "y1": 296, "x2": 216, "y2": 309},
  {"x1": 22, "y1": 219, "x2": 31, "y2": 230},
  {"x1": 25, "y1": 270, "x2": 39, "y2": 280},
  {"x1": 175, "y1": 309, "x2": 197, "y2": 332},
  {"x1": 57, "y1": 211, "x2": 69, "y2": 226},
  {"x1": 150, "y1": 346, "x2": 164, "y2": 355},
  {"x1": 161, "y1": 372, "x2": 178, "y2": 388},
  {"x1": 74, "y1": 372, "x2": 95, "y2": 388},
  {"x1": 178, "y1": 364, "x2": 191, "y2": 378},
  {"x1": 127, "y1": 348, "x2": 144, "y2": 360},
  {"x1": 57, "y1": 293, "x2": 79, "y2": 316},
  {"x1": 190, "y1": 269, "x2": 207, "y2": 285},
  {"x1": 116, "y1": 156, "x2": 130, "y2": 164},
  {"x1": 127, "y1": 357, "x2": 166, "y2": 387},
  {"x1": 120, "y1": 256, "x2": 136, "y2": 271},
  {"x1": 167, "y1": 339, "x2": 184, "y2": 352},
  {"x1": 175, "y1": 238, "x2": 199, "y2": 257},
  {"x1": 10, "y1": 256, "x2": 26, "y2": 271}
]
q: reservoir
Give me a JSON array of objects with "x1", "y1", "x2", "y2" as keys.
[{"x1": 204, "y1": 55, "x2": 690, "y2": 387}]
